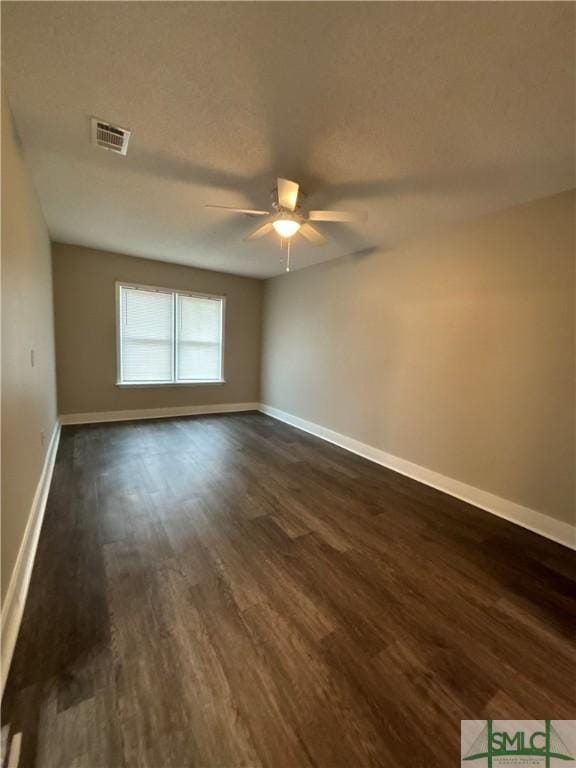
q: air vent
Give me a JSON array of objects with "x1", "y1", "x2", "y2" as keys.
[{"x1": 90, "y1": 117, "x2": 131, "y2": 155}]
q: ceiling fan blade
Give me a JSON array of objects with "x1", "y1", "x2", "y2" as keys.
[
  {"x1": 277, "y1": 178, "x2": 299, "y2": 211},
  {"x1": 205, "y1": 205, "x2": 270, "y2": 216},
  {"x1": 307, "y1": 210, "x2": 358, "y2": 222},
  {"x1": 244, "y1": 221, "x2": 274, "y2": 241},
  {"x1": 299, "y1": 222, "x2": 327, "y2": 245}
]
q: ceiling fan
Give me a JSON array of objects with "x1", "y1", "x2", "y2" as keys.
[{"x1": 205, "y1": 178, "x2": 360, "y2": 269}]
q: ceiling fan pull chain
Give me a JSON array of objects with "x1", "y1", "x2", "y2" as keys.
[{"x1": 286, "y1": 239, "x2": 291, "y2": 272}]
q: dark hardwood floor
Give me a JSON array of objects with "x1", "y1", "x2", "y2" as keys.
[{"x1": 3, "y1": 412, "x2": 575, "y2": 767}]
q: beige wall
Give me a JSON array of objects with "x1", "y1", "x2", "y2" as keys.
[
  {"x1": 262, "y1": 191, "x2": 575, "y2": 526},
  {"x1": 1, "y1": 98, "x2": 58, "y2": 602},
  {"x1": 52, "y1": 244, "x2": 263, "y2": 414}
]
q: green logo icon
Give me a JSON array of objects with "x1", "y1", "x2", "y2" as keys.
[{"x1": 463, "y1": 720, "x2": 574, "y2": 767}]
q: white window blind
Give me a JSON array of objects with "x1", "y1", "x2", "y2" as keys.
[
  {"x1": 117, "y1": 284, "x2": 224, "y2": 385},
  {"x1": 119, "y1": 286, "x2": 174, "y2": 383},
  {"x1": 177, "y1": 294, "x2": 223, "y2": 382}
]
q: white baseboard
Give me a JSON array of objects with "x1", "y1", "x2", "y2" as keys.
[
  {"x1": 1, "y1": 421, "x2": 61, "y2": 696},
  {"x1": 259, "y1": 404, "x2": 576, "y2": 551},
  {"x1": 59, "y1": 402, "x2": 260, "y2": 425}
]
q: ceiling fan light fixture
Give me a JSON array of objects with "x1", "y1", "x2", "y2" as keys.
[{"x1": 272, "y1": 217, "x2": 301, "y2": 238}]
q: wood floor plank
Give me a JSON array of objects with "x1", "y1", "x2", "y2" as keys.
[
  {"x1": 243, "y1": 600, "x2": 393, "y2": 768},
  {"x1": 189, "y1": 577, "x2": 316, "y2": 768},
  {"x1": 2, "y1": 412, "x2": 574, "y2": 767}
]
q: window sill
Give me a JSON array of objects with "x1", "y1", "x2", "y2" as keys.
[{"x1": 116, "y1": 380, "x2": 226, "y2": 388}]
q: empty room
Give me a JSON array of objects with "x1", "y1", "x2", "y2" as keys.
[{"x1": 1, "y1": 2, "x2": 575, "y2": 767}]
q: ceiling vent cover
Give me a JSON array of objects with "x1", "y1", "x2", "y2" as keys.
[{"x1": 91, "y1": 117, "x2": 131, "y2": 155}]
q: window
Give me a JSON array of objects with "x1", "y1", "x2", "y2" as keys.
[{"x1": 117, "y1": 283, "x2": 224, "y2": 385}]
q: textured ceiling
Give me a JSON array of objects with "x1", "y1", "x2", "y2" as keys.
[{"x1": 2, "y1": 2, "x2": 574, "y2": 278}]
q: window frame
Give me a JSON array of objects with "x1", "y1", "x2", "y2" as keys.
[{"x1": 115, "y1": 281, "x2": 226, "y2": 387}]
